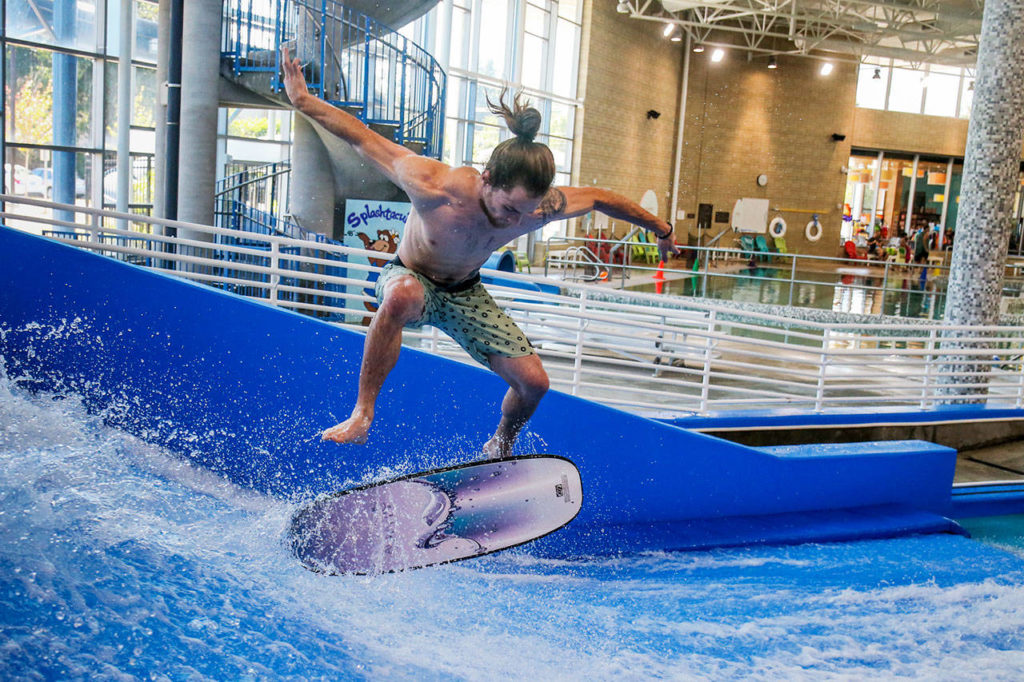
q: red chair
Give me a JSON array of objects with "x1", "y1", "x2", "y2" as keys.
[{"x1": 843, "y1": 240, "x2": 865, "y2": 260}]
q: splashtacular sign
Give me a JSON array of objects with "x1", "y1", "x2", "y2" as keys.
[{"x1": 342, "y1": 199, "x2": 411, "y2": 324}]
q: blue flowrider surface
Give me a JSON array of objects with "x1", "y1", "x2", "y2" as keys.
[
  {"x1": 291, "y1": 455, "x2": 582, "y2": 574},
  {"x1": 0, "y1": 227, "x2": 961, "y2": 556}
]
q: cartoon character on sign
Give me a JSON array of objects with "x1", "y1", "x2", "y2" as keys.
[{"x1": 357, "y1": 229, "x2": 400, "y2": 325}]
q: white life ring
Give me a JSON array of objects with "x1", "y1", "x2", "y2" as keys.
[
  {"x1": 805, "y1": 218, "x2": 823, "y2": 242},
  {"x1": 768, "y1": 217, "x2": 787, "y2": 238}
]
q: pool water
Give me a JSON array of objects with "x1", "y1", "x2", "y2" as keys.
[
  {"x1": 4, "y1": 376, "x2": 1024, "y2": 679},
  {"x1": 630, "y1": 266, "x2": 948, "y2": 319},
  {"x1": 961, "y1": 515, "x2": 1024, "y2": 554}
]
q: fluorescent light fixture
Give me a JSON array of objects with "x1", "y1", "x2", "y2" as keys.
[
  {"x1": 767, "y1": 56, "x2": 777, "y2": 69},
  {"x1": 663, "y1": 23, "x2": 675, "y2": 38},
  {"x1": 616, "y1": 1, "x2": 630, "y2": 13},
  {"x1": 711, "y1": 48, "x2": 725, "y2": 62},
  {"x1": 820, "y1": 62, "x2": 833, "y2": 76},
  {"x1": 692, "y1": 43, "x2": 705, "y2": 53}
]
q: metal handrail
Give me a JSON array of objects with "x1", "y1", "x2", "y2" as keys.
[
  {"x1": 545, "y1": 244, "x2": 603, "y2": 282},
  {"x1": 7, "y1": 196, "x2": 1024, "y2": 419},
  {"x1": 215, "y1": 162, "x2": 292, "y2": 199},
  {"x1": 214, "y1": 162, "x2": 299, "y2": 245},
  {"x1": 221, "y1": 0, "x2": 446, "y2": 158}
]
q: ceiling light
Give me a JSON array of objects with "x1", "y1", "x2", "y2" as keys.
[
  {"x1": 670, "y1": 33, "x2": 682, "y2": 42},
  {"x1": 820, "y1": 62, "x2": 833, "y2": 76},
  {"x1": 663, "y1": 23, "x2": 675, "y2": 38},
  {"x1": 711, "y1": 48, "x2": 725, "y2": 63},
  {"x1": 767, "y1": 56, "x2": 777, "y2": 69},
  {"x1": 873, "y1": 68, "x2": 881, "y2": 79},
  {"x1": 616, "y1": 1, "x2": 630, "y2": 13},
  {"x1": 692, "y1": 43, "x2": 705, "y2": 53}
]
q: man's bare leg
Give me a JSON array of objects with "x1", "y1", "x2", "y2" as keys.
[
  {"x1": 322, "y1": 276, "x2": 425, "y2": 443},
  {"x1": 482, "y1": 353, "x2": 550, "y2": 459}
]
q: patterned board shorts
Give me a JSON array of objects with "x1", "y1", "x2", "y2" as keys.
[{"x1": 375, "y1": 259, "x2": 536, "y2": 366}]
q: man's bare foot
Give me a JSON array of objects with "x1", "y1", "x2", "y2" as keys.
[
  {"x1": 321, "y1": 413, "x2": 372, "y2": 444},
  {"x1": 482, "y1": 435, "x2": 511, "y2": 460}
]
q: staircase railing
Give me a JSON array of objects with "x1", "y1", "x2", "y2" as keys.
[
  {"x1": 212, "y1": 161, "x2": 350, "y2": 312},
  {"x1": 222, "y1": 0, "x2": 445, "y2": 158},
  {"x1": 214, "y1": 161, "x2": 291, "y2": 228}
]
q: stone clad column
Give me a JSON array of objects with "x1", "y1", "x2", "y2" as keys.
[
  {"x1": 290, "y1": 115, "x2": 336, "y2": 237},
  {"x1": 177, "y1": 0, "x2": 222, "y2": 228},
  {"x1": 940, "y1": 0, "x2": 1024, "y2": 399}
]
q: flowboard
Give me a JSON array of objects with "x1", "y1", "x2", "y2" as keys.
[{"x1": 290, "y1": 455, "x2": 582, "y2": 574}]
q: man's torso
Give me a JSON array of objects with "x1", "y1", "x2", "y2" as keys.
[{"x1": 395, "y1": 167, "x2": 540, "y2": 285}]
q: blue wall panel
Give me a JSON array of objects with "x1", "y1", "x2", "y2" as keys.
[{"x1": 0, "y1": 227, "x2": 959, "y2": 555}]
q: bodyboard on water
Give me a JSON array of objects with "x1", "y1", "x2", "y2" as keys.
[{"x1": 290, "y1": 455, "x2": 583, "y2": 575}]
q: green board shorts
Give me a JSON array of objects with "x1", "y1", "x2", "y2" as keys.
[{"x1": 375, "y1": 258, "x2": 536, "y2": 366}]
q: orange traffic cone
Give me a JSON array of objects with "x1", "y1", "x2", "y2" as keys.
[{"x1": 654, "y1": 260, "x2": 665, "y2": 294}]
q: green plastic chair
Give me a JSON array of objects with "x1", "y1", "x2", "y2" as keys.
[
  {"x1": 773, "y1": 236, "x2": 788, "y2": 256},
  {"x1": 514, "y1": 252, "x2": 532, "y2": 273},
  {"x1": 754, "y1": 234, "x2": 772, "y2": 262},
  {"x1": 631, "y1": 231, "x2": 659, "y2": 265},
  {"x1": 739, "y1": 235, "x2": 756, "y2": 262}
]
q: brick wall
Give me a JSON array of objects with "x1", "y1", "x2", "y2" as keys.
[
  {"x1": 575, "y1": 0, "x2": 683, "y2": 239},
  {"x1": 674, "y1": 54, "x2": 857, "y2": 257},
  {"x1": 576, "y1": 5, "x2": 859, "y2": 256},
  {"x1": 573, "y1": 3, "x2": 1014, "y2": 259},
  {"x1": 851, "y1": 109, "x2": 969, "y2": 157}
]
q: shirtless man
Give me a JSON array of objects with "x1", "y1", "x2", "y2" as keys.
[{"x1": 281, "y1": 47, "x2": 678, "y2": 458}]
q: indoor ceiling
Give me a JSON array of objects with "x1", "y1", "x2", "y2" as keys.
[{"x1": 616, "y1": 0, "x2": 984, "y2": 68}]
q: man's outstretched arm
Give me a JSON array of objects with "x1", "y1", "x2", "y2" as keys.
[
  {"x1": 280, "y1": 46, "x2": 420, "y2": 187},
  {"x1": 534, "y1": 186, "x2": 679, "y2": 259}
]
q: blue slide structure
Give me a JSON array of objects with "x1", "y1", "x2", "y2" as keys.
[{"x1": 0, "y1": 227, "x2": 965, "y2": 557}]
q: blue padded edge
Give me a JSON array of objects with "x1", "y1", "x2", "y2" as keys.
[
  {"x1": 950, "y1": 482, "x2": 1024, "y2": 519},
  {"x1": 662, "y1": 405, "x2": 1024, "y2": 431}
]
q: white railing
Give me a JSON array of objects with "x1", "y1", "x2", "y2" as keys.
[{"x1": 5, "y1": 195, "x2": 1024, "y2": 418}]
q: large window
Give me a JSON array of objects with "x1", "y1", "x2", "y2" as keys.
[
  {"x1": 855, "y1": 58, "x2": 973, "y2": 120},
  {"x1": 3, "y1": 0, "x2": 160, "y2": 229},
  {"x1": 407, "y1": 0, "x2": 584, "y2": 251},
  {"x1": 6, "y1": 0, "x2": 99, "y2": 52},
  {"x1": 844, "y1": 149, "x2": 965, "y2": 251}
]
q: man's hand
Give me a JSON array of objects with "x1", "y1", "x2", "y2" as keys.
[
  {"x1": 656, "y1": 224, "x2": 680, "y2": 262},
  {"x1": 280, "y1": 46, "x2": 309, "y2": 107}
]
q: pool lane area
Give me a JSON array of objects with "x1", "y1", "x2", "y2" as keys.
[{"x1": 617, "y1": 263, "x2": 950, "y2": 320}]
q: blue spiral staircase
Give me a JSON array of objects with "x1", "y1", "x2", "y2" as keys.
[
  {"x1": 221, "y1": 0, "x2": 445, "y2": 158},
  {"x1": 214, "y1": 0, "x2": 446, "y2": 296}
]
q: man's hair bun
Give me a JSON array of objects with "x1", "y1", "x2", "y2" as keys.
[
  {"x1": 487, "y1": 88, "x2": 541, "y2": 142},
  {"x1": 483, "y1": 86, "x2": 555, "y2": 196}
]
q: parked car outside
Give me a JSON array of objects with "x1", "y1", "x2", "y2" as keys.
[
  {"x1": 31, "y1": 167, "x2": 87, "y2": 198},
  {"x1": 4, "y1": 163, "x2": 47, "y2": 196}
]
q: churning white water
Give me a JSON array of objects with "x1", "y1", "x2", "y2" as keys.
[{"x1": 4, "y1": 374, "x2": 1024, "y2": 680}]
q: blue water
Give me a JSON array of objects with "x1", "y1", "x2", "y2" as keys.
[{"x1": 4, "y1": 377, "x2": 1024, "y2": 679}]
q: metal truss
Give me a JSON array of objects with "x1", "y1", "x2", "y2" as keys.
[{"x1": 617, "y1": 0, "x2": 983, "y2": 66}]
